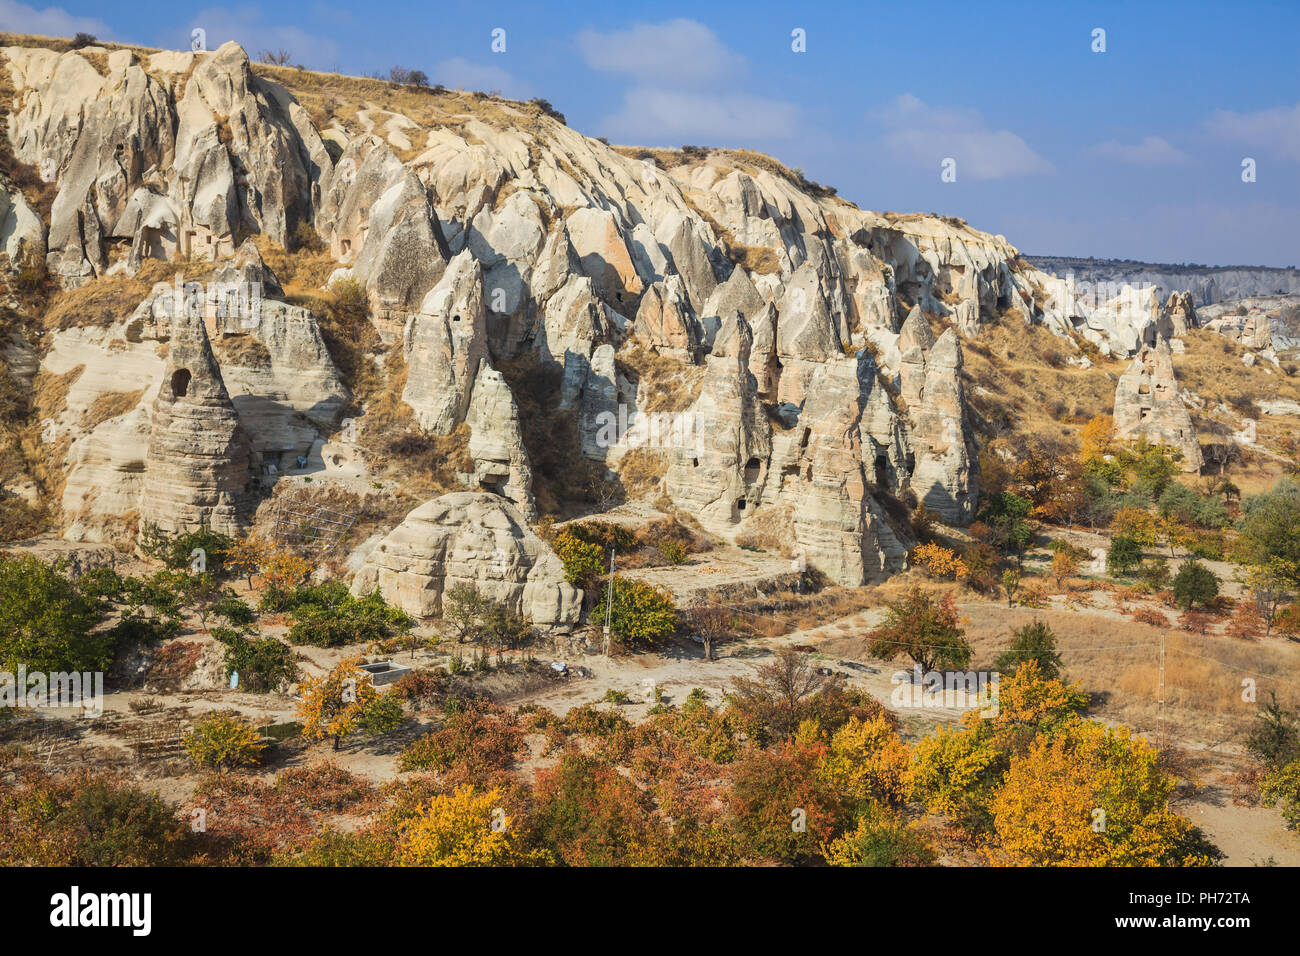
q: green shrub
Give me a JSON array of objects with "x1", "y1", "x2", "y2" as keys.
[
  {"x1": 1172, "y1": 558, "x2": 1219, "y2": 609},
  {"x1": 285, "y1": 588, "x2": 414, "y2": 647},
  {"x1": 0, "y1": 555, "x2": 112, "y2": 673},
  {"x1": 592, "y1": 577, "x2": 678, "y2": 650},
  {"x1": 214, "y1": 629, "x2": 297, "y2": 692},
  {"x1": 565, "y1": 520, "x2": 635, "y2": 554},
  {"x1": 1106, "y1": 534, "x2": 1144, "y2": 575},
  {"x1": 183, "y1": 712, "x2": 267, "y2": 769},
  {"x1": 138, "y1": 521, "x2": 234, "y2": 576},
  {"x1": 993, "y1": 620, "x2": 1063, "y2": 680}
]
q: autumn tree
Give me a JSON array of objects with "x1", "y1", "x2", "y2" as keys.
[
  {"x1": 261, "y1": 549, "x2": 313, "y2": 596},
  {"x1": 816, "y1": 714, "x2": 912, "y2": 807},
  {"x1": 727, "y1": 729, "x2": 851, "y2": 864},
  {"x1": 222, "y1": 535, "x2": 270, "y2": 589},
  {"x1": 866, "y1": 587, "x2": 970, "y2": 672},
  {"x1": 728, "y1": 647, "x2": 833, "y2": 742},
  {"x1": 395, "y1": 786, "x2": 552, "y2": 866},
  {"x1": 681, "y1": 603, "x2": 734, "y2": 661},
  {"x1": 183, "y1": 712, "x2": 267, "y2": 770},
  {"x1": 297, "y1": 656, "x2": 379, "y2": 751},
  {"x1": 989, "y1": 717, "x2": 1221, "y2": 865},
  {"x1": 1050, "y1": 549, "x2": 1078, "y2": 589}
]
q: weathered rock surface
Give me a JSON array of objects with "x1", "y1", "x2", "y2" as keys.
[
  {"x1": 401, "y1": 250, "x2": 489, "y2": 433},
  {"x1": 139, "y1": 308, "x2": 254, "y2": 534},
  {"x1": 5, "y1": 42, "x2": 331, "y2": 283},
  {"x1": 317, "y1": 134, "x2": 448, "y2": 327},
  {"x1": 1113, "y1": 340, "x2": 1203, "y2": 471},
  {"x1": 464, "y1": 364, "x2": 535, "y2": 517},
  {"x1": 351, "y1": 492, "x2": 580, "y2": 624}
]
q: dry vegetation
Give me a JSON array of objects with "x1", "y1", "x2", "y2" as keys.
[
  {"x1": 962, "y1": 315, "x2": 1120, "y2": 443},
  {"x1": 79, "y1": 388, "x2": 143, "y2": 430},
  {"x1": 616, "y1": 344, "x2": 706, "y2": 414}
]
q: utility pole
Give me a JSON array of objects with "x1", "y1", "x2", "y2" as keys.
[
  {"x1": 603, "y1": 548, "x2": 615, "y2": 656},
  {"x1": 1156, "y1": 631, "x2": 1166, "y2": 753}
]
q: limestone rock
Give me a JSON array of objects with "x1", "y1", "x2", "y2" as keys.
[
  {"x1": 1163, "y1": 291, "x2": 1197, "y2": 337},
  {"x1": 465, "y1": 363, "x2": 535, "y2": 517},
  {"x1": 0, "y1": 175, "x2": 42, "y2": 262},
  {"x1": 764, "y1": 352, "x2": 911, "y2": 584},
  {"x1": 140, "y1": 308, "x2": 254, "y2": 535},
  {"x1": 401, "y1": 250, "x2": 488, "y2": 433},
  {"x1": 1113, "y1": 340, "x2": 1202, "y2": 472},
  {"x1": 351, "y1": 492, "x2": 580, "y2": 625},
  {"x1": 663, "y1": 315, "x2": 772, "y2": 530},
  {"x1": 633, "y1": 276, "x2": 701, "y2": 360},
  {"x1": 317, "y1": 134, "x2": 448, "y2": 328},
  {"x1": 908, "y1": 329, "x2": 977, "y2": 521}
]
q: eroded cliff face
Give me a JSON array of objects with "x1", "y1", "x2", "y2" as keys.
[{"x1": 17, "y1": 37, "x2": 1214, "y2": 601}]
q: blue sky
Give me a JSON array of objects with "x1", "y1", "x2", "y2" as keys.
[{"x1": 6, "y1": 0, "x2": 1298, "y2": 266}]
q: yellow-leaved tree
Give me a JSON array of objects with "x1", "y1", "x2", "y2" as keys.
[
  {"x1": 817, "y1": 715, "x2": 912, "y2": 807},
  {"x1": 396, "y1": 786, "x2": 552, "y2": 867},
  {"x1": 988, "y1": 717, "x2": 1221, "y2": 866},
  {"x1": 297, "y1": 655, "x2": 377, "y2": 751}
]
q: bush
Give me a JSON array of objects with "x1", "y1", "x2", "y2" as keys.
[
  {"x1": 1106, "y1": 534, "x2": 1144, "y2": 575},
  {"x1": 183, "y1": 712, "x2": 267, "y2": 769},
  {"x1": 285, "y1": 587, "x2": 414, "y2": 647},
  {"x1": 993, "y1": 620, "x2": 1063, "y2": 680},
  {"x1": 823, "y1": 805, "x2": 936, "y2": 867},
  {"x1": 138, "y1": 521, "x2": 234, "y2": 577},
  {"x1": 552, "y1": 529, "x2": 605, "y2": 589},
  {"x1": 1136, "y1": 558, "x2": 1171, "y2": 591},
  {"x1": 592, "y1": 577, "x2": 677, "y2": 650},
  {"x1": 565, "y1": 520, "x2": 636, "y2": 554},
  {"x1": 0, "y1": 555, "x2": 112, "y2": 673},
  {"x1": 0, "y1": 771, "x2": 199, "y2": 865},
  {"x1": 214, "y1": 630, "x2": 297, "y2": 692},
  {"x1": 1172, "y1": 559, "x2": 1219, "y2": 609},
  {"x1": 866, "y1": 588, "x2": 970, "y2": 672}
]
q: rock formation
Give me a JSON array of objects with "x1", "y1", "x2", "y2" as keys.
[
  {"x1": 351, "y1": 492, "x2": 580, "y2": 624},
  {"x1": 1113, "y1": 340, "x2": 1203, "y2": 471},
  {"x1": 139, "y1": 304, "x2": 255, "y2": 534},
  {"x1": 401, "y1": 250, "x2": 488, "y2": 433}
]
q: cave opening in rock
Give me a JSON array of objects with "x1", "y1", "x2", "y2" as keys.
[{"x1": 170, "y1": 368, "x2": 191, "y2": 399}]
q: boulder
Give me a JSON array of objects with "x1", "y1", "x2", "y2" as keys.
[{"x1": 351, "y1": 492, "x2": 580, "y2": 625}]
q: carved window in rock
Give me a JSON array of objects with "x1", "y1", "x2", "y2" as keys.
[{"x1": 170, "y1": 368, "x2": 192, "y2": 399}]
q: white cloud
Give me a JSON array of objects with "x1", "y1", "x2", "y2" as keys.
[
  {"x1": 871, "y1": 93, "x2": 1053, "y2": 180},
  {"x1": 1206, "y1": 103, "x2": 1300, "y2": 161},
  {"x1": 431, "y1": 57, "x2": 528, "y2": 98},
  {"x1": 0, "y1": 0, "x2": 110, "y2": 38},
  {"x1": 1090, "y1": 135, "x2": 1190, "y2": 166},
  {"x1": 177, "y1": 7, "x2": 340, "y2": 66},
  {"x1": 576, "y1": 18, "x2": 744, "y2": 88},
  {"x1": 599, "y1": 87, "x2": 800, "y2": 143},
  {"x1": 577, "y1": 18, "x2": 798, "y2": 143}
]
